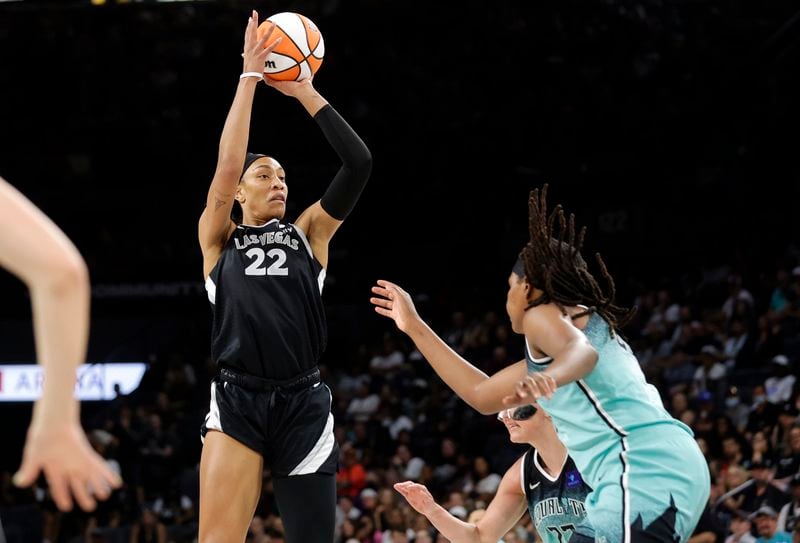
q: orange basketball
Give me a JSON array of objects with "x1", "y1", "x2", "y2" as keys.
[{"x1": 257, "y1": 12, "x2": 324, "y2": 82}]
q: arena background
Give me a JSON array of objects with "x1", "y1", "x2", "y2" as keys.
[{"x1": 0, "y1": 1, "x2": 799, "y2": 541}]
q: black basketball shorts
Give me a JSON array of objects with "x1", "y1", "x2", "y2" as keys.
[{"x1": 200, "y1": 366, "x2": 339, "y2": 477}]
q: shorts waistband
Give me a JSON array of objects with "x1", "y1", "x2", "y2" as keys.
[{"x1": 218, "y1": 366, "x2": 321, "y2": 393}]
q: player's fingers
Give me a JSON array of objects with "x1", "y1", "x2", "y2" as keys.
[
  {"x1": 385, "y1": 284, "x2": 400, "y2": 296},
  {"x1": 44, "y1": 466, "x2": 73, "y2": 512},
  {"x1": 519, "y1": 378, "x2": 541, "y2": 399},
  {"x1": 89, "y1": 461, "x2": 118, "y2": 501},
  {"x1": 104, "y1": 465, "x2": 123, "y2": 490},
  {"x1": 535, "y1": 374, "x2": 554, "y2": 398},
  {"x1": 12, "y1": 458, "x2": 39, "y2": 488},
  {"x1": 374, "y1": 306, "x2": 393, "y2": 318},
  {"x1": 244, "y1": 16, "x2": 254, "y2": 43},
  {"x1": 376, "y1": 279, "x2": 397, "y2": 290},
  {"x1": 69, "y1": 473, "x2": 96, "y2": 512},
  {"x1": 369, "y1": 296, "x2": 392, "y2": 309},
  {"x1": 543, "y1": 375, "x2": 557, "y2": 398},
  {"x1": 257, "y1": 36, "x2": 279, "y2": 59},
  {"x1": 393, "y1": 484, "x2": 411, "y2": 496},
  {"x1": 260, "y1": 36, "x2": 282, "y2": 58},
  {"x1": 371, "y1": 285, "x2": 390, "y2": 298},
  {"x1": 256, "y1": 23, "x2": 276, "y2": 49}
]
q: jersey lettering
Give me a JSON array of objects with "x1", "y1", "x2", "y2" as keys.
[
  {"x1": 244, "y1": 247, "x2": 289, "y2": 276},
  {"x1": 546, "y1": 524, "x2": 576, "y2": 543}
]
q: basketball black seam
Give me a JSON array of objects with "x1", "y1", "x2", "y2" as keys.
[{"x1": 275, "y1": 16, "x2": 317, "y2": 70}]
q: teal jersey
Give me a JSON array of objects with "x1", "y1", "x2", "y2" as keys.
[
  {"x1": 526, "y1": 312, "x2": 694, "y2": 492},
  {"x1": 756, "y1": 533, "x2": 792, "y2": 543},
  {"x1": 522, "y1": 449, "x2": 591, "y2": 543}
]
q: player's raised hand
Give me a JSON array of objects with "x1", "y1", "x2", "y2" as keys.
[
  {"x1": 14, "y1": 416, "x2": 122, "y2": 512},
  {"x1": 393, "y1": 481, "x2": 437, "y2": 517},
  {"x1": 370, "y1": 280, "x2": 420, "y2": 333},
  {"x1": 242, "y1": 10, "x2": 281, "y2": 76},
  {"x1": 502, "y1": 372, "x2": 557, "y2": 407},
  {"x1": 263, "y1": 75, "x2": 316, "y2": 98}
]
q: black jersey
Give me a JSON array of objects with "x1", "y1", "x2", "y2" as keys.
[
  {"x1": 205, "y1": 219, "x2": 327, "y2": 380},
  {"x1": 522, "y1": 448, "x2": 590, "y2": 543}
]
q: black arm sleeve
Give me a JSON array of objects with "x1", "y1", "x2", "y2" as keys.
[{"x1": 315, "y1": 104, "x2": 373, "y2": 220}]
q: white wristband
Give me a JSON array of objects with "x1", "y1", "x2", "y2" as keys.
[{"x1": 240, "y1": 71, "x2": 264, "y2": 80}]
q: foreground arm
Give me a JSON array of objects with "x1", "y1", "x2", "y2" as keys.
[
  {"x1": 394, "y1": 460, "x2": 527, "y2": 543},
  {"x1": 371, "y1": 280, "x2": 527, "y2": 414},
  {"x1": 0, "y1": 177, "x2": 121, "y2": 511}
]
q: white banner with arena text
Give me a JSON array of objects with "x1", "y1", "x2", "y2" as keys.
[{"x1": 0, "y1": 363, "x2": 147, "y2": 402}]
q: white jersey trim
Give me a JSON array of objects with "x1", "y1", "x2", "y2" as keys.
[
  {"x1": 318, "y1": 268, "x2": 326, "y2": 294},
  {"x1": 205, "y1": 277, "x2": 216, "y2": 305},
  {"x1": 525, "y1": 339, "x2": 553, "y2": 365},
  {"x1": 533, "y1": 449, "x2": 568, "y2": 483},
  {"x1": 293, "y1": 223, "x2": 314, "y2": 258},
  {"x1": 201, "y1": 381, "x2": 222, "y2": 443},
  {"x1": 520, "y1": 451, "x2": 528, "y2": 494},
  {"x1": 576, "y1": 379, "x2": 631, "y2": 542},
  {"x1": 237, "y1": 218, "x2": 279, "y2": 229},
  {"x1": 292, "y1": 223, "x2": 326, "y2": 294},
  {"x1": 289, "y1": 384, "x2": 336, "y2": 475}
]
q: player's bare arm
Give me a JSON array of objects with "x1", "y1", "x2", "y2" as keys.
[
  {"x1": 372, "y1": 279, "x2": 529, "y2": 415},
  {"x1": 199, "y1": 12, "x2": 280, "y2": 277}
]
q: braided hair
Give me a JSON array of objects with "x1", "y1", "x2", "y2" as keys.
[{"x1": 514, "y1": 184, "x2": 635, "y2": 336}]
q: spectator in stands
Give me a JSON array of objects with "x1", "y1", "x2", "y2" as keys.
[
  {"x1": 751, "y1": 505, "x2": 791, "y2": 543},
  {"x1": 749, "y1": 430, "x2": 778, "y2": 468},
  {"x1": 369, "y1": 333, "x2": 406, "y2": 377},
  {"x1": 726, "y1": 510, "x2": 757, "y2": 543},
  {"x1": 337, "y1": 445, "x2": 367, "y2": 500},
  {"x1": 748, "y1": 386, "x2": 780, "y2": 434},
  {"x1": 723, "y1": 316, "x2": 755, "y2": 372},
  {"x1": 347, "y1": 380, "x2": 381, "y2": 423},
  {"x1": 723, "y1": 274, "x2": 755, "y2": 321},
  {"x1": 129, "y1": 503, "x2": 168, "y2": 543},
  {"x1": 776, "y1": 423, "x2": 800, "y2": 481},
  {"x1": 725, "y1": 386, "x2": 753, "y2": 433},
  {"x1": 766, "y1": 356, "x2": 796, "y2": 405},
  {"x1": 688, "y1": 471, "x2": 726, "y2": 542},
  {"x1": 777, "y1": 474, "x2": 800, "y2": 534},
  {"x1": 693, "y1": 344, "x2": 728, "y2": 402},
  {"x1": 390, "y1": 444, "x2": 425, "y2": 481},
  {"x1": 769, "y1": 269, "x2": 793, "y2": 316},
  {"x1": 719, "y1": 463, "x2": 751, "y2": 517},
  {"x1": 740, "y1": 458, "x2": 790, "y2": 513}
]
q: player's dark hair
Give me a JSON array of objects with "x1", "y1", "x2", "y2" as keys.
[
  {"x1": 515, "y1": 184, "x2": 635, "y2": 336},
  {"x1": 230, "y1": 153, "x2": 273, "y2": 225},
  {"x1": 231, "y1": 200, "x2": 243, "y2": 225}
]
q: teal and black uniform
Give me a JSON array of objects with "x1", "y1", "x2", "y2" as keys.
[
  {"x1": 527, "y1": 312, "x2": 710, "y2": 542},
  {"x1": 522, "y1": 449, "x2": 591, "y2": 542}
]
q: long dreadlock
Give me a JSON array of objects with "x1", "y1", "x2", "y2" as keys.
[{"x1": 516, "y1": 184, "x2": 636, "y2": 336}]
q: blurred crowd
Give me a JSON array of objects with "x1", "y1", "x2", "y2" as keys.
[
  {"x1": 1, "y1": 241, "x2": 799, "y2": 543},
  {"x1": 0, "y1": 3, "x2": 799, "y2": 542}
]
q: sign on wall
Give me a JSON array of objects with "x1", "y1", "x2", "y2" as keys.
[{"x1": 0, "y1": 363, "x2": 147, "y2": 402}]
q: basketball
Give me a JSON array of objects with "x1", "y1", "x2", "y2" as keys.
[{"x1": 257, "y1": 12, "x2": 324, "y2": 82}]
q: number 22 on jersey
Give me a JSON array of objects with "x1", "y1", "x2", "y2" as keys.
[{"x1": 244, "y1": 247, "x2": 289, "y2": 276}]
